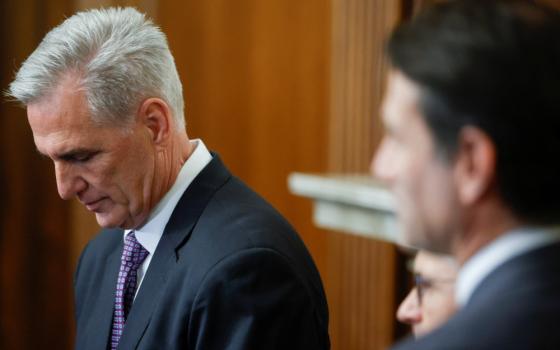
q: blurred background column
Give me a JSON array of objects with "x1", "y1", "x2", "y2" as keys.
[{"x1": 327, "y1": 0, "x2": 401, "y2": 348}]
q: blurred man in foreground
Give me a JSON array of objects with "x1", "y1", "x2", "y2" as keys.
[
  {"x1": 397, "y1": 251, "x2": 458, "y2": 337},
  {"x1": 8, "y1": 7, "x2": 329, "y2": 350},
  {"x1": 373, "y1": 1, "x2": 560, "y2": 348}
]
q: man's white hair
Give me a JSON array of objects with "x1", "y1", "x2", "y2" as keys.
[{"x1": 8, "y1": 7, "x2": 185, "y2": 130}]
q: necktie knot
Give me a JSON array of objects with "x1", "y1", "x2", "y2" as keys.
[{"x1": 121, "y1": 232, "x2": 149, "y2": 268}]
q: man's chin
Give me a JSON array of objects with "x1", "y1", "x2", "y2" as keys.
[
  {"x1": 395, "y1": 222, "x2": 421, "y2": 248},
  {"x1": 399, "y1": 228, "x2": 432, "y2": 251},
  {"x1": 95, "y1": 213, "x2": 128, "y2": 229},
  {"x1": 401, "y1": 230, "x2": 452, "y2": 253},
  {"x1": 95, "y1": 212, "x2": 150, "y2": 230}
]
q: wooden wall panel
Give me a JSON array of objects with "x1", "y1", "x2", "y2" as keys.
[
  {"x1": 327, "y1": 0, "x2": 402, "y2": 349},
  {"x1": 159, "y1": 0, "x2": 330, "y2": 273},
  {"x1": 329, "y1": 0, "x2": 399, "y2": 173},
  {"x1": 326, "y1": 0, "x2": 402, "y2": 349},
  {"x1": 0, "y1": 1, "x2": 74, "y2": 349},
  {"x1": 327, "y1": 234, "x2": 398, "y2": 350},
  {"x1": 540, "y1": 0, "x2": 560, "y2": 10}
]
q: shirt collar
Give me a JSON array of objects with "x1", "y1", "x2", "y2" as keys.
[
  {"x1": 456, "y1": 226, "x2": 560, "y2": 307},
  {"x1": 124, "y1": 139, "x2": 213, "y2": 254}
]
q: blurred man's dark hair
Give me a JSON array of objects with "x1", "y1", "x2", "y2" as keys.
[{"x1": 387, "y1": 0, "x2": 560, "y2": 225}]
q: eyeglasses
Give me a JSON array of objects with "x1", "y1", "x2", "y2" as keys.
[{"x1": 414, "y1": 274, "x2": 455, "y2": 305}]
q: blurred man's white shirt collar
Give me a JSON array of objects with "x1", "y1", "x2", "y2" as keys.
[
  {"x1": 123, "y1": 138, "x2": 212, "y2": 294},
  {"x1": 456, "y1": 226, "x2": 560, "y2": 307}
]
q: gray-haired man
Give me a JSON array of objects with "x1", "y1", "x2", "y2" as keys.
[{"x1": 9, "y1": 8, "x2": 329, "y2": 350}]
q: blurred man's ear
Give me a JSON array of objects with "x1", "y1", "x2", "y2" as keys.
[
  {"x1": 453, "y1": 126, "x2": 496, "y2": 206},
  {"x1": 138, "y1": 98, "x2": 172, "y2": 147}
]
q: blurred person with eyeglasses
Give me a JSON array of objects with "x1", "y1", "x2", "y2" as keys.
[{"x1": 396, "y1": 251, "x2": 458, "y2": 337}]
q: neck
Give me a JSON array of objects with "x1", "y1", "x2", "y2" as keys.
[
  {"x1": 150, "y1": 132, "x2": 193, "y2": 209},
  {"x1": 453, "y1": 199, "x2": 522, "y2": 265}
]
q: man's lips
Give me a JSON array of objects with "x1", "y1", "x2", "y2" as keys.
[{"x1": 83, "y1": 197, "x2": 107, "y2": 211}]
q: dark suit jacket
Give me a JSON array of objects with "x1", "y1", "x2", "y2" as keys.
[
  {"x1": 74, "y1": 155, "x2": 329, "y2": 350},
  {"x1": 392, "y1": 241, "x2": 560, "y2": 350}
]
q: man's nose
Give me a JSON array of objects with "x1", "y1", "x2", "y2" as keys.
[
  {"x1": 396, "y1": 288, "x2": 422, "y2": 326},
  {"x1": 54, "y1": 162, "x2": 87, "y2": 200},
  {"x1": 371, "y1": 137, "x2": 397, "y2": 184}
]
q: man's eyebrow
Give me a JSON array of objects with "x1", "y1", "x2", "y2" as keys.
[{"x1": 55, "y1": 148, "x2": 97, "y2": 161}]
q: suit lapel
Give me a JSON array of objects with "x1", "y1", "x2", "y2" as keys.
[
  {"x1": 468, "y1": 240, "x2": 560, "y2": 308},
  {"x1": 117, "y1": 155, "x2": 231, "y2": 349},
  {"x1": 84, "y1": 239, "x2": 122, "y2": 350}
]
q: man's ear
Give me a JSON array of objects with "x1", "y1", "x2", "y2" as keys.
[
  {"x1": 454, "y1": 126, "x2": 497, "y2": 206},
  {"x1": 137, "y1": 98, "x2": 172, "y2": 146}
]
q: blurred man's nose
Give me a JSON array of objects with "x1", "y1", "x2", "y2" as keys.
[
  {"x1": 397, "y1": 288, "x2": 422, "y2": 326},
  {"x1": 371, "y1": 137, "x2": 396, "y2": 184},
  {"x1": 55, "y1": 162, "x2": 87, "y2": 200}
]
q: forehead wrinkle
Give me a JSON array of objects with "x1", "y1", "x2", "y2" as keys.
[
  {"x1": 33, "y1": 129, "x2": 74, "y2": 159},
  {"x1": 31, "y1": 110, "x2": 100, "y2": 159}
]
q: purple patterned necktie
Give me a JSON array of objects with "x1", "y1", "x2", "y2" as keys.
[{"x1": 110, "y1": 232, "x2": 149, "y2": 350}]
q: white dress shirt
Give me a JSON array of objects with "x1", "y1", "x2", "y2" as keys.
[
  {"x1": 456, "y1": 226, "x2": 560, "y2": 307},
  {"x1": 123, "y1": 139, "x2": 212, "y2": 296}
]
